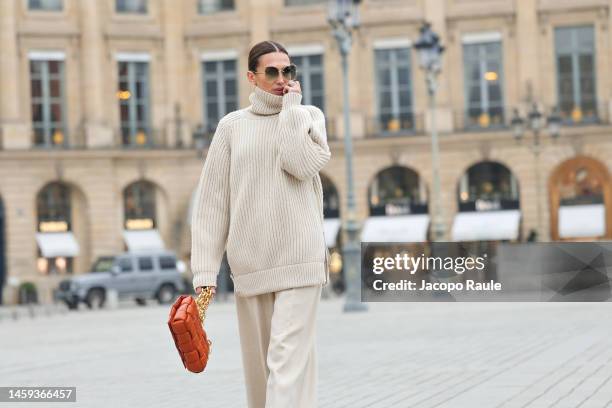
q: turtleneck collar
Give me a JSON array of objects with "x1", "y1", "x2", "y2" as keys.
[{"x1": 248, "y1": 85, "x2": 284, "y2": 116}]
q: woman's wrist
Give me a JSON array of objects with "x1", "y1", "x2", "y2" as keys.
[{"x1": 196, "y1": 285, "x2": 217, "y2": 295}]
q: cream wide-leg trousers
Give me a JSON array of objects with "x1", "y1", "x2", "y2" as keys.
[{"x1": 235, "y1": 284, "x2": 323, "y2": 408}]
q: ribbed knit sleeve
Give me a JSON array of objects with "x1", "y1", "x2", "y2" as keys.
[
  {"x1": 191, "y1": 121, "x2": 231, "y2": 290},
  {"x1": 278, "y1": 92, "x2": 331, "y2": 181}
]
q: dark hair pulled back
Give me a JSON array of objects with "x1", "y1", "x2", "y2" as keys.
[{"x1": 248, "y1": 40, "x2": 290, "y2": 72}]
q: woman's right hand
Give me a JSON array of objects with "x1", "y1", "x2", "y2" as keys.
[{"x1": 196, "y1": 286, "x2": 216, "y2": 295}]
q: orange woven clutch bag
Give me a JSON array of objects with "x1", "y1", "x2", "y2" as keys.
[{"x1": 167, "y1": 287, "x2": 214, "y2": 373}]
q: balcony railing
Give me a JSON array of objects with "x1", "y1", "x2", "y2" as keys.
[
  {"x1": 5, "y1": 100, "x2": 612, "y2": 152},
  {"x1": 364, "y1": 114, "x2": 425, "y2": 139},
  {"x1": 29, "y1": 127, "x2": 86, "y2": 150},
  {"x1": 557, "y1": 101, "x2": 608, "y2": 126},
  {"x1": 454, "y1": 101, "x2": 610, "y2": 132},
  {"x1": 115, "y1": 128, "x2": 170, "y2": 149},
  {"x1": 454, "y1": 108, "x2": 510, "y2": 132}
]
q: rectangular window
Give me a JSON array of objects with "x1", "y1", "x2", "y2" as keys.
[
  {"x1": 28, "y1": 0, "x2": 62, "y2": 11},
  {"x1": 118, "y1": 61, "x2": 151, "y2": 146},
  {"x1": 291, "y1": 54, "x2": 325, "y2": 113},
  {"x1": 555, "y1": 25, "x2": 596, "y2": 123},
  {"x1": 463, "y1": 41, "x2": 504, "y2": 129},
  {"x1": 285, "y1": 0, "x2": 326, "y2": 6},
  {"x1": 198, "y1": 0, "x2": 234, "y2": 14},
  {"x1": 159, "y1": 256, "x2": 177, "y2": 270},
  {"x1": 118, "y1": 258, "x2": 133, "y2": 272},
  {"x1": 202, "y1": 59, "x2": 238, "y2": 132},
  {"x1": 116, "y1": 0, "x2": 147, "y2": 13},
  {"x1": 374, "y1": 47, "x2": 414, "y2": 134},
  {"x1": 30, "y1": 59, "x2": 67, "y2": 147},
  {"x1": 138, "y1": 257, "x2": 154, "y2": 271}
]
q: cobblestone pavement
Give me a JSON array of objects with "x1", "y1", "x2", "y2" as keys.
[{"x1": 2, "y1": 296, "x2": 612, "y2": 408}]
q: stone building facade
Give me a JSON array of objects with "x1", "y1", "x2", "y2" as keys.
[{"x1": 0, "y1": 0, "x2": 611, "y2": 303}]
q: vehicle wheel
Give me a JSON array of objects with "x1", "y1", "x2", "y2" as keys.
[
  {"x1": 156, "y1": 284, "x2": 176, "y2": 305},
  {"x1": 85, "y1": 289, "x2": 105, "y2": 309},
  {"x1": 64, "y1": 300, "x2": 78, "y2": 310},
  {"x1": 135, "y1": 298, "x2": 147, "y2": 306}
]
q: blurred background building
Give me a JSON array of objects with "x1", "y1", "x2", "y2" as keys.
[{"x1": 0, "y1": 0, "x2": 611, "y2": 304}]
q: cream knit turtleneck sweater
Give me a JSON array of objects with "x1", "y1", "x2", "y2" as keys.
[{"x1": 191, "y1": 86, "x2": 332, "y2": 297}]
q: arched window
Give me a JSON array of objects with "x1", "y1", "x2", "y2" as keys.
[
  {"x1": 368, "y1": 166, "x2": 427, "y2": 216},
  {"x1": 37, "y1": 182, "x2": 71, "y2": 231},
  {"x1": 550, "y1": 157, "x2": 612, "y2": 240},
  {"x1": 457, "y1": 161, "x2": 519, "y2": 212},
  {"x1": 321, "y1": 174, "x2": 340, "y2": 218},
  {"x1": 36, "y1": 182, "x2": 76, "y2": 275},
  {"x1": 557, "y1": 165, "x2": 603, "y2": 205},
  {"x1": 124, "y1": 181, "x2": 156, "y2": 229},
  {"x1": 320, "y1": 174, "x2": 342, "y2": 255}
]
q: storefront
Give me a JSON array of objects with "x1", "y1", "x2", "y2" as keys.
[
  {"x1": 322, "y1": 174, "x2": 341, "y2": 247},
  {"x1": 35, "y1": 182, "x2": 80, "y2": 276},
  {"x1": 122, "y1": 180, "x2": 165, "y2": 251},
  {"x1": 361, "y1": 166, "x2": 430, "y2": 289},
  {"x1": 451, "y1": 161, "x2": 521, "y2": 282},
  {"x1": 452, "y1": 161, "x2": 521, "y2": 240},
  {"x1": 549, "y1": 156, "x2": 612, "y2": 240},
  {"x1": 321, "y1": 174, "x2": 344, "y2": 293},
  {"x1": 362, "y1": 165, "x2": 429, "y2": 240}
]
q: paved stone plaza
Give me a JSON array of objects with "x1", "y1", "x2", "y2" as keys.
[{"x1": 2, "y1": 296, "x2": 612, "y2": 408}]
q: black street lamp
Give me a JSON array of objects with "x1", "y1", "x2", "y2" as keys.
[
  {"x1": 511, "y1": 103, "x2": 561, "y2": 141},
  {"x1": 511, "y1": 103, "x2": 562, "y2": 240},
  {"x1": 414, "y1": 22, "x2": 445, "y2": 76},
  {"x1": 415, "y1": 22, "x2": 446, "y2": 242},
  {"x1": 328, "y1": 0, "x2": 367, "y2": 312}
]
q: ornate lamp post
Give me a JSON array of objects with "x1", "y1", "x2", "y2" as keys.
[
  {"x1": 328, "y1": 0, "x2": 367, "y2": 312},
  {"x1": 511, "y1": 103, "x2": 561, "y2": 240},
  {"x1": 414, "y1": 22, "x2": 446, "y2": 242}
]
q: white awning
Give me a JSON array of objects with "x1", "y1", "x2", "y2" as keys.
[
  {"x1": 123, "y1": 229, "x2": 165, "y2": 252},
  {"x1": 559, "y1": 204, "x2": 606, "y2": 238},
  {"x1": 451, "y1": 210, "x2": 521, "y2": 242},
  {"x1": 360, "y1": 214, "x2": 430, "y2": 242},
  {"x1": 36, "y1": 232, "x2": 80, "y2": 257},
  {"x1": 323, "y1": 218, "x2": 341, "y2": 248}
]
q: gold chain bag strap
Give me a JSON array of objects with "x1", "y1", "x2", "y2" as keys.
[{"x1": 167, "y1": 287, "x2": 214, "y2": 373}]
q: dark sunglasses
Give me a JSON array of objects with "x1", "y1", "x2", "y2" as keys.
[{"x1": 252, "y1": 63, "x2": 297, "y2": 82}]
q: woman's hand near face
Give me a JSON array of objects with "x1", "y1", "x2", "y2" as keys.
[{"x1": 283, "y1": 80, "x2": 301, "y2": 95}]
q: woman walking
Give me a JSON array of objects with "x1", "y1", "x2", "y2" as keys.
[{"x1": 191, "y1": 40, "x2": 332, "y2": 408}]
